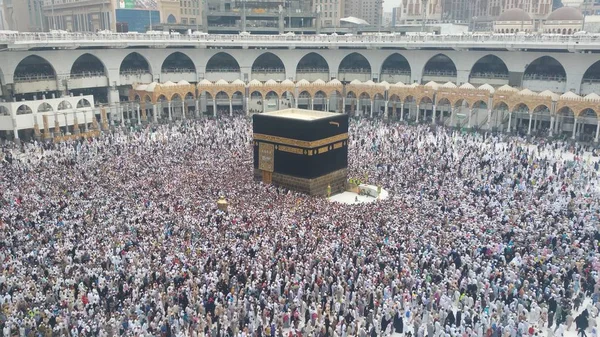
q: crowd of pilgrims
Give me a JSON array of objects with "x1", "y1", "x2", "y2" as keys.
[{"x1": 1, "y1": 117, "x2": 600, "y2": 337}]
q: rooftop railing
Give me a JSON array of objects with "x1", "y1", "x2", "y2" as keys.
[{"x1": 2, "y1": 32, "x2": 600, "y2": 46}]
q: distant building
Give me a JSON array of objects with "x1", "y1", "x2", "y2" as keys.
[
  {"x1": 4, "y1": 0, "x2": 44, "y2": 32},
  {"x1": 0, "y1": 0, "x2": 6, "y2": 30},
  {"x1": 493, "y1": 8, "x2": 535, "y2": 32},
  {"x1": 42, "y1": 0, "x2": 118, "y2": 31},
  {"x1": 314, "y1": 0, "x2": 343, "y2": 28},
  {"x1": 493, "y1": 6, "x2": 583, "y2": 33},
  {"x1": 382, "y1": 11, "x2": 393, "y2": 27},
  {"x1": 115, "y1": 9, "x2": 160, "y2": 32},
  {"x1": 344, "y1": 0, "x2": 383, "y2": 27},
  {"x1": 394, "y1": 0, "x2": 442, "y2": 24},
  {"x1": 541, "y1": 6, "x2": 583, "y2": 33},
  {"x1": 39, "y1": 0, "x2": 188, "y2": 33}
]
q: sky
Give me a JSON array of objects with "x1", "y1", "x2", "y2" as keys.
[{"x1": 383, "y1": 0, "x2": 398, "y2": 12}]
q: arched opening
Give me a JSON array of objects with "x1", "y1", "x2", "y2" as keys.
[
  {"x1": 184, "y1": 92, "x2": 195, "y2": 118},
  {"x1": 215, "y1": 92, "x2": 231, "y2": 116},
  {"x1": 529, "y1": 105, "x2": 552, "y2": 136},
  {"x1": 38, "y1": 103, "x2": 53, "y2": 113},
  {"x1": 280, "y1": 91, "x2": 294, "y2": 110},
  {"x1": 345, "y1": 92, "x2": 357, "y2": 115},
  {"x1": 58, "y1": 101, "x2": 72, "y2": 111},
  {"x1": 423, "y1": 54, "x2": 457, "y2": 83},
  {"x1": 313, "y1": 91, "x2": 327, "y2": 111},
  {"x1": 120, "y1": 52, "x2": 151, "y2": 75},
  {"x1": 231, "y1": 91, "x2": 245, "y2": 115},
  {"x1": 373, "y1": 93, "x2": 385, "y2": 118},
  {"x1": 167, "y1": 14, "x2": 177, "y2": 24},
  {"x1": 252, "y1": 53, "x2": 285, "y2": 81},
  {"x1": 578, "y1": 109, "x2": 599, "y2": 142},
  {"x1": 264, "y1": 91, "x2": 279, "y2": 112},
  {"x1": 77, "y1": 99, "x2": 92, "y2": 108},
  {"x1": 523, "y1": 56, "x2": 566, "y2": 92},
  {"x1": 403, "y1": 96, "x2": 417, "y2": 122},
  {"x1": 161, "y1": 52, "x2": 196, "y2": 74},
  {"x1": 492, "y1": 101, "x2": 510, "y2": 131},
  {"x1": 206, "y1": 52, "x2": 241, "y2": 73},
  {"x1": 16, "y1": 104, "x2": 33, "y2": 115},
  {"x1": 339, "y1": 53, "x2": 371, "y2": 82},
  {"x1": 470, "y1": 100, "x2": 489, "y2": 129},
  {"x1": 14, "y1": 55, "x2": 56, "y2": 82},
  {"x1": 296, "y1": 53, "x2": 330, "y2": 81},
  {"x1": 249, "y1": 91, "x2": 263, "y2": 114},
  {"x1": 452, "y1": 99, "x2": 470, "y2": 128},
  {"x1": 469, "y1": 55, "x2": 509, "y2": 85},
  {"x1": 435, "y1": 98, "x2": 452, "y2": 125},
  {"x1": 170, "y1": 93, "x2": 184, "y2": 120},
  {"x1": 329, "y1": 90, "x2": 343, "y2": 113},
  {"x1": 388, "y1": 95, "x2": 402, "y2": 120},
  {"x1": 581, "y1": 61, "x2": 600, "y2": 95},
  {"x1": 555, "y1": 107, "x2": 576, "y2": 138},
  {"x1": 380, "y1": 53, "x2": 411, "y2": 83},
  {"x1": 298, "y1": 91, "x2": 311, "y2": 109},
  {"x1": 511, "y1": 103, "x2": 531, "y2": 136},
  {"x1": 157, "y1": 95, "x2": 169, "y2": 120},
  {"x1": 358, "y1": 92, "x2": 371, "y2": 118},
  {"x1": 418, "y1": 97, "x2": 434, "y2": 123},
  {"x1": 71, "y1": 54, "x2": 106, "y2": 78},
  {"x1": 144, "y1": 96, "x2": 154, "y2": 121}
]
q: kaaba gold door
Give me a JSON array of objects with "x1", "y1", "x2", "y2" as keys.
[{"x1": 262, "y1": 170, "x2": 273, "y2": 184}]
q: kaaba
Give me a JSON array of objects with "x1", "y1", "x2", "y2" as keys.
[{"x1": 253, "y1": 109, "x2": 349, "y2": 196}]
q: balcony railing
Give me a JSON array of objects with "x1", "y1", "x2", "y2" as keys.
[
  {"x1": 3, "y1": 32, "x2": 600, "y2": 48},
  {"x1": 71, "y1": 71, "x2": 105, "y2": 79},
  {"x1": 14, "y1": 73, "x2": 55, "y2": 82}
]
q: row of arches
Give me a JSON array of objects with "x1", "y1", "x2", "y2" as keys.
[
  {"x1": 0, "y1": 98, "x2": 93, "y2": 116},
  {"x1": 13, "y1": 51, "x2": 598, "y2": 87}
]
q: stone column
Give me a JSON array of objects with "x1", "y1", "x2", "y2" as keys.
[
  {"x1": 415, "y1": 104, "x2": 420, "y2": 123},
  {"x1": 549, "y1": 116, "x2": 555, "y2": 137},
  {"x1": 310, "y1": 98, "x2": 314, "y2": 110},
  {"x1": 100, "y1": 108, "x2": 109, "y2": 131},
  {"x1": 400, "y1": 103, "x2": 404, "y2": 122},
  {"x1": 12, "y1": 117, "x2": 19, "y2": 143},
  {"x1": 153, "y1": 104, "x2": 158, "y2": 123},
  {"x1": 63, "y1": 113, "x2": 70, "y2": 135},
  {"x1": 370, "y1": 99, "x2": 374, "y2": 118},
  {"x1": 432, "y1": 105, "x2": 437, "y2": 125},
  {"x1": 168, "y1": 102, "x2": 173, "y2": 121},
  {"x1": 384, "y1": 101, "x2": 389, "y2": 120},
  {"x1": 450, "y1": 107, "x2": 454, "y2": 127},
  {"x1": 83, "y1": 110, "x2": 89, "y2": 131},
  {"x1": 73, "y1": 115, "x2": 80, "y2": 135},
  {"x1": 487, "y1": 109, "x2": 492, "y2": 130},
  {"x1": 527, "y1": 115, "x2": 533, "y2": 135},
  {"x1": 572, "y1": 118, "x2": 577, "y2": 140},
  {"x1": 136, "y1": 104, "x2": 141, "y2": 124},
  {"x1": 595, "y1": 121, "x2": 600, "y2": 142},
  {"x1": 342, "y1": 96, "x2": 346, "y2": 113},
  {"x1": 468, "y1": 108, "x2": 473, "y2": 129},
  {"x1": 246, "y1": 96, "x2": 251, "y2": 115},
  {"x1": 229, "y1": 99, "x2": 233, "y2": 117},
  {"x1": 33, "y1": 114, "x2": 41, "y2": 140},
  {"x1": 43, "y1": 115, "x2": 51, "y2": 140},
  {"x1": 507, "y1": 112, "x2": 512, "y2": 133},
  {"x1": 213, "y1": 98, "x2": 217, "y2": 117}
]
